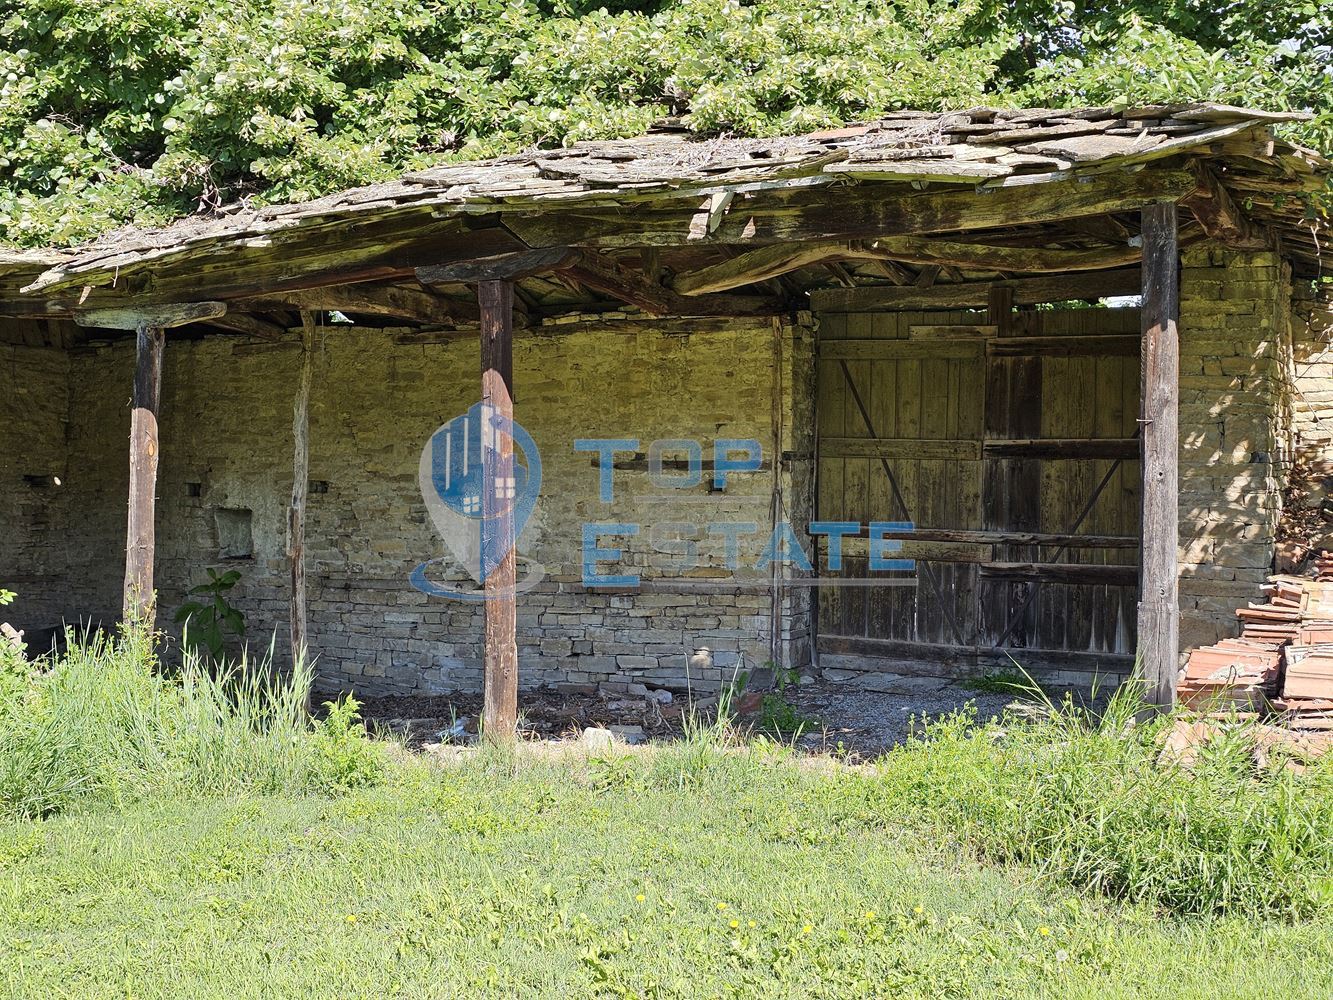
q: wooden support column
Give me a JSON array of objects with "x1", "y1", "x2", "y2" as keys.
[
  {"x1": 73, "y1": 302, "x2": 227, "y2": 628},
  {"x1": 479, "y1": 280, "x2": 518, "y2": 741},
  {"x1": 288, "y1": 312, "x2": 315, "y2": 703},
  {"x1": 125, "y1": 323, "x2": 165, "y2": 624},
  {"x1": 1138, "y1": 203, "x2": 1181, "y2": 708}
]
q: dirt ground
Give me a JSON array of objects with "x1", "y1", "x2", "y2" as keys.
[{"x1": 353, "y1": 676, "x2": 1028, "y2": 759}]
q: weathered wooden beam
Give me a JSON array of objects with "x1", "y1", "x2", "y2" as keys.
[
  {"x1": 810, "y1": 268, "x2": 1141, "y2": 312},
  {"x1": 124, "y1": 324, "x2": 165, "y2": 625},
  {"x1": 1138, "y1": 202, "x2": 1181, "y2": 709},
  {"x1": 980, "y1": 562, "x2": 1139, "y2": 587},
  {"x1": 819, "y1": 339, "x2": 983, "y2": 360},
  {"x1": 559, "y1": 250, "x2": 782, "y2": 317},
  {"x1": 986, "y1": 334, "x2": 1139, "y2": 357},
  {"x1": 207, "y1": 313, "x2": 287, "y2": 341},
  {"x1": 277, "y1": 284, "x2": 469, "y2": 326},
  {"x1": 76, "y1": 301, "x2": 225, "y2": 330},
  {"x1": 818, "y1": 437, "x2": 981, "y2": 461},
  {"x1": 1180, "y1": 164, "x2": 1270, "y2": 250},
  {"x1": 981, "y1": 437, "x2": 1141, "y2": 460},
  {"x1": 288, "y1": 312, "x2": 315, "y2": 710},
  {"x1": 416, "y1": 247, "x2": 579, "y2": 285},
  {"x1": 421, "y1": 247, "x2": 783, "y2": 317},
  {"x1": 505, "y1": 167, "x2": 1198, "y2": 249},
  {"x1": 672, "y1": 237, "x2": 1146, "y2": 295},
  {"x1": 480, "y1": 280, "x2": 518, "y2": 743},
  {"x1": 862, "y1": 526, "x2": 1139, "y2": 549},
  {"x1": 34, "y1": 219, "x2": 527, "y2": 304}
]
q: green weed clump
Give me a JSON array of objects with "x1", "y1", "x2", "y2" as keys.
[
  {"x1": 0, "y1": 625, "x2": 387, "y2": 820},
  {"x1": 878, "y1": 685, "x2": 1333, "y2": 919}
]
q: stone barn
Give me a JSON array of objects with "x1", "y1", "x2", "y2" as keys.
[{"x1": 1, "y1": 104, "x2": 1330, "y2": 726}]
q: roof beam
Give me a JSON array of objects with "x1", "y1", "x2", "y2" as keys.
[
  {"x1": 671, "y1": 236, "x2": 1146, "y2": 295},
  {"x1": 418, "y1": 248, "x2": 786, "y2": 317},
  {"x1": 206, "y1": 314, "x2": 288, "y2": 341},
  {"x1": 74, "y1": 301, "x2": 226, "y2": 330},
  {"x1": 237, "y1": 284, "x2": 482, "y2": 326},
  {"x1": 809, "y1": 268, "x2": 1141, "y2": 312},
  {"x1": 1180, "y1": 164, "x2": 1270, "y2": 250},
  {"x1": 504, "y1": 167, "x2": 1198, "y2": 249}
]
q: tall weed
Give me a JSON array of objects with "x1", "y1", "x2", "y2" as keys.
[
  {"x1": 0, "y1": 626, "x2": 386, "y2": 820},
  {"x1": 877, "y1": 685, "x2": 1333, "y2": 918}
]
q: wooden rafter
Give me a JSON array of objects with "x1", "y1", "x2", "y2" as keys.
[
  {"x1": 208, "y1": 314, "x2": 287, "y2": 341},
  {"x1": 810, "y1": 268, "x2": 1142, "y2": 312},
  {"x1": 506, "y1": 167, "x2": 1197, "y2": 249},
  {"x1": 1181, "y1": 164, "x2": 1270, "y2": 250},
  {"x1": 671, "y1": 234, "x2": 1147, "y2": 295},
  {"x1": 418, "y1": 248, "x2": 786, "y2": 317},
  {"x1": 236, "y1": 284, "x2": 481, "y2": 326}
]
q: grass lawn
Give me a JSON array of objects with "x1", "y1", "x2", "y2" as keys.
[{"x1": 3, "y1": 748, "x2": 1332, "y2": 1000}]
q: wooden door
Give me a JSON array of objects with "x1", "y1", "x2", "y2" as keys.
[{"x1": 815, "y1": 307, "x2": 1141, "y2": 669}]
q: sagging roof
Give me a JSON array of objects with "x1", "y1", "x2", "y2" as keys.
[{"x1": 3, "y1": 103, "x2": 1329, "y2": 323}]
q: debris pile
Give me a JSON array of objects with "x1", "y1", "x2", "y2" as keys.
[{"x1": 1178, "y1": 554, "x2": 1333, "y2": 736}]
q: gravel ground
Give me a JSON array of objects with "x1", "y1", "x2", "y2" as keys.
[
  {"x1": 786, "y1": 678, "x2": 1018, "y2": 757},
  {"x1": 351, "y1": 673, "x2": 1038, "y2": 759}
]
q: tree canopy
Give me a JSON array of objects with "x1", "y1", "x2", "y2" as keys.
[{"x1": 1, "y1": 0, "x2": 1329, "y2": 247}]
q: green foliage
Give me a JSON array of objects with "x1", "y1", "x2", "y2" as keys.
[
  {"x1": 881, "y1": 687, "x2": 1333, "y2": 918},
  {"x1": 308, "y1": 696, "x2": 388, "y2": 792},
  {"x1": 2, "y1": 0, "x2": 1326, "y2": 247},
  {"x1": 174, "y1": 567, "x2": 245, "y2": 662},
  {"x1": 0, "y1": 624, "x2": 386, "y2": 820}
]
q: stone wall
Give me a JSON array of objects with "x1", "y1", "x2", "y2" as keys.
[
  {"x1": 27, "y1": 316, "x2": 814, "y2": 695},
  {"x1": 1177, "y1": 248, "x2": 1292, "y2": 651},
  {"x1": 0, "y1": 342, "x2": 71, "y2": 637},
  {"x1": 1290, "y1": 298, "x2": 1333, "y2": 475}
]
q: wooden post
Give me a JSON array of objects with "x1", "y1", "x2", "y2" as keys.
[
  {"x1": 125, "y1": 323, "x2": 165, "y2": 624},
  {"x1": 479, "y1": 280, "x2": 518, "y2": 741},
  {"x1": 1138, "y1": 202, "x2": 1181, "y2": 708},
  {"x1": 288, "y1": 312, "x2": 315, "y2": 703}
]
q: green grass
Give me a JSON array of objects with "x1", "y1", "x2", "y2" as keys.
[
  {"x1": 2, "y1": 753, "x2": 1332, "y2": 999},
  {"x1": 4, "y1": 632, "x2": 1333, "y2": 996}
]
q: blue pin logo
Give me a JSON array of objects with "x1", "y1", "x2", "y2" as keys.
[{"x1": 411, "y1": 402, "x2": 543, "y2": 600}]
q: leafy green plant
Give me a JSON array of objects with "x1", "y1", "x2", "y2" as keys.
[
  {"x1": 0, "y1": 0, "x2": 1327, "y2": 248},
  {"x1": 308, "y1": 696, "x2": 387, "y2": 793},
  {"x1": 174, "y1": 568, "x2": 245, "y2": 661},
  {"x1": 0, "y1": 623, "x2": 386, "y2": 820}
]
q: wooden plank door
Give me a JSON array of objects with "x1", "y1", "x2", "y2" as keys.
[{"x1": 815, "y1": 306, "x2": 1141, "y2": 665}]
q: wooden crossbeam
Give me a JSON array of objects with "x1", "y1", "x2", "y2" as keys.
[
  {"x1": 208, "y1": 314, "x2": 287, "y2": 341},
  {"x1": 506, "y1": 167, "x2": 1197, "y2": 249},
  {"x1": 1181, "y1": 164, "x2": 1270, "y2": 250},
  {"x1": 811, "y1": 268, "x2": 1141, "y2": 312},
  {"x1": 75, "y1": 301, "x2": 225, "y2": 330},
  {"x1": 672, "y1": 237, "x2": 1145, "y2": 295},
  {"x1": 241, "y1": 284, "x2": 480, "y2": 326},
  {"x1": 419, "y1": 248, "x2": 785, "y2": 317}
]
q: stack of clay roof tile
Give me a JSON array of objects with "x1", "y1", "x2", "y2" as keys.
[
  {"x1": 1314, "y1": 550, "x2": 1333, "y2": 583},
  {"x1": 1272, "y1": 571, "x2": 1333, "y2": 730},
  {"x1": 1178, "y1": 562, "x2": 1333, "y2": 719}
]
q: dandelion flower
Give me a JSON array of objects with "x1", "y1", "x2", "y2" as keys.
[
  {"x1": 729, "y1": 919, "x2": 740, "y2": 929},
  {"x1": 865, "y1": 910, "x2": 876, "y2": 921},
  {"x1": 635, "y1": 894, "x2": 646, "y2": 903},
  {"x1": 801, "y1": 924, "x2": 813, "y2": 936},
  {"x1": 716, "y1": 902, "x2": 728, "y2": 911},
  {"x1": 345, "y1": 915, "x2": 357, "y2": 924},
  {"x1": 913, "y1": 905, "x2": 923, "y2": 915},
  {"x1": 747, "y1": 920, "x2": 756, "y2": 928},
  {"x1": 1038, "y1": 926, "x2": 1051, "y2": 937}
]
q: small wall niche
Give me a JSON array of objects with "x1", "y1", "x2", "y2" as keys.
[{"x1": 214, "y1": 507, "x2": 254, "y2": 560}]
